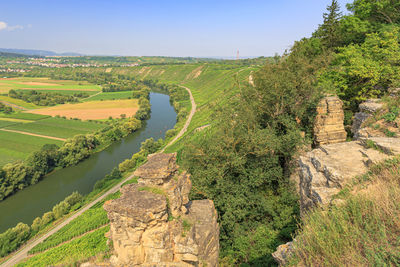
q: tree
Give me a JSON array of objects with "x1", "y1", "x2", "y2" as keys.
[
  {"x1": 348, "y1": 0, "x2": 400, "y2": 25},
  {"x1": 314, "y1": 0, "x2": 343, "y2": 48}
]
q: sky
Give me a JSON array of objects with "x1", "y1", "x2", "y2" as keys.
[{"x1": 0, "y1": 0, "x2": 353, "y2": 58}]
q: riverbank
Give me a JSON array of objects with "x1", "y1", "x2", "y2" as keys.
[
  {"x1": 0, "y1": 92, "x2": 176, "y2": 232},
  {"x1": 1, "y1": 86, "x2": 195, "y2": 267}
]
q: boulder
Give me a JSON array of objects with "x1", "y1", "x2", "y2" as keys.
[{"x1": 272, "y1": 241, "x2": 294, "y2": 266}]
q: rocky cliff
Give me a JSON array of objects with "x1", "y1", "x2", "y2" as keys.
[
  {"x1": 104, "y1": 153, "x2": 219, "y2": 267},
  {"x1": 273, "y1": 96, "x2": 400, "y2": 265}
]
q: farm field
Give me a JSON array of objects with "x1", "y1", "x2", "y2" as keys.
[
  {"x1": 83, "y1": 91, "x2": 133, "y2": 101},
  {"x1": 0, "y1": 118, "x2": 32, "y2": 128},
  {"x1": 4, "y1": 117, "x2": 107, "y2": 139},
  {"x1": 0, "y1": 112, "x2": 49, "y2": 120},
  {"x1": 0, "y1": 77, "x2": 101, "y2": 94},
  {"x1": 29, "y1": 99, "x2": 139, "y2": 120},
  {"x1": 0, "y1": 130, "x2": 63, "y2": 167}
]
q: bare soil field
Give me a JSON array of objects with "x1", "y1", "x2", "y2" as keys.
[
  {"x1": 16, "y1": 81, "x2": 60, "y2": 86},
  {"x1": 28, "y1": 99, "x2": 139, "y2": 120},
  {"x1": 18, "y1": 87, "x2": 99, "y2": 91}
]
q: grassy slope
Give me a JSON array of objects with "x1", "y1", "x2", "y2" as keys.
[
  {"x1": 289, "y1": 157, "x2": 400, "y2": 266},
  {"x1": 10, "y1": 63, "x2": 261, "y2": 266}
]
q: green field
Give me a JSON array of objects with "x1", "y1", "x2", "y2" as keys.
[
  {"x1": 0, "y1": 77, "x2": 101, "y2": 94},
  {"x1": 0, "y1": 130, "x2": 63, "y2": 167},
  {"x1": 83, "y1": 91, "x2": 133, "y2": 101},
  {"x1": 4, "y1": 117, "x2": 107, "y2": 139},
  {"x1": 0, "y1": 113, "x2": 49, "y2": 121}
]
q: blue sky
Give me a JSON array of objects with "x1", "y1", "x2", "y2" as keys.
[{"x1": 0, "y1": 0, "x2": 353, "y2": 57}]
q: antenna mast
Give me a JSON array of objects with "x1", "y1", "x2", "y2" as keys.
[{"x1": 236, "y1": 50, "x2": 240, "y2": 60}]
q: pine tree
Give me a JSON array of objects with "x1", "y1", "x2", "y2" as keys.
[{"x1": 314, "y1": 0, "x2": 342, "y2": 48}]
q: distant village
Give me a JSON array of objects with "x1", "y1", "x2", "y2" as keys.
[{"x1": 0, "y1": 57, "x2": 139, "y2": 73}]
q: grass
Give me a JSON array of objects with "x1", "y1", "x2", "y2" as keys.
[
  {"x1": 0, "y1": 112, "x2": 49, "y2": 120},
  {"x1": 138, "y1": 186, "x2": 166, "y2": 196},
  {"x1": 0, "y1": 130, "x2": 63, "y2": 167},
  {"x1": 4, "y1": 117, "x2": 106, "y2": 139},
  {"x1": 290, "y1": 157, "x2": 400, "y2": 266},
  {"x1": 83, "y1": 91, "x2": 133, "y2": 101},
  {"x1": 0, "y1": 120, "x2": 22, "y2": 128},
  {"x1": 28, "y1": 99, "x2": 139, "y2": 120},
  {"x1": 0, "y1": 77, "x2": 101, "y2": 94},
  {"x1": 16, "y1": 226, "x2": 110, "y2": 267}
]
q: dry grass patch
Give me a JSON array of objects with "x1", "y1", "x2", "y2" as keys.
[
  {"x1": 28, "y1": 99, "x2": 139, "y2": 120},
  {"x1": 290, "y1": 157, "x2": 400, "y2": 266}
]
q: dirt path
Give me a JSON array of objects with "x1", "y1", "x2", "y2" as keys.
[
  {"x1": 0, "y1": 129, "x2": 67, "y2": 142},
  {"x1": 161, "y1": 85, "x2": 196, "y2": 152},
  {"x1": 81, "y1": 91, "x2": 102, "y2": 101},
  {"x1": 2, "y1": 86, "x2": 196, "y2": 267}
]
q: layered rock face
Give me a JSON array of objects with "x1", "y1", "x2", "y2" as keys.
[
  {"x1": 297, "y1": 138, "x2": 400, "y2": 211},
  {"x1": 351, "y1": 99, "x2": 383, "y2": 139},
  {"x1": 313, "y1": 96, "x2": 347, "y2": 145},
  {"x1": 104, "y1": 153, "x2": 219, "y2": 267}
]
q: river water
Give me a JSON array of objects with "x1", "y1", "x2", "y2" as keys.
[{"x1": 0, "y1": 92, "x2": 176, "y2": 232}]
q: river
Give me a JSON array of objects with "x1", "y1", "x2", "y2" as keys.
[{"x1": 0, "y1": 92, "x2": 176, "y2": 232}]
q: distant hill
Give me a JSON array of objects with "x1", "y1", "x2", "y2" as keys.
[
  {"x1": 0, "y1": 48, "x2": 83, "y2": 57},
  {"x1": 0, "y1": 51, "x2": 34, "y2": 58}
]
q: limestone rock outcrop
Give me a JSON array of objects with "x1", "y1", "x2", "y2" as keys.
[
  {"x1": 272, "y1": 241, "x2": 295, "y2": 266},
  {"x1": 104, "y1": 153, "x2": 219, "y2": 267},
  {"x1": 313, "y1": 96, "x2": 347, "y2": 145},
  {"x1": 352, "y1": 99, "x2": 383, "y2": 139},
  {"x1": 298, "y1": 137, "x2": 400, "y2": 212}
]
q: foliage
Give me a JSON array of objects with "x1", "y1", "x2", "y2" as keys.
[
  {"x1": 181, "y1": 43, "x2": 326, "y2": 264},
  {"x1": 0, "y1": 223, "x2": 31, "y2": 257},
  {"x1": 8, "y1": 89, "x2": 79, "y2": 106},
  {"x1": 0, "y1": 191, "x2": 82, "y2": 257},
  {"x1": 321, "y1": 26, "x2": 400, "y2": 108},
  {"x1": 0, "y1": 103, "x2": 13, "y2": 114}
]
